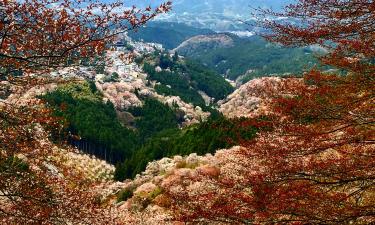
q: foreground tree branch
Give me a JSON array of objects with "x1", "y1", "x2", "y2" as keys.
[
  {"x1": 0, "y1": 0, "x2": 170, "y2": 223},
  {"x1": 0, "y1": 0, "x2": 171, "y2": 78},
  {"x1": 162, "y1": 1, "x2": 375, "y2": 224}
]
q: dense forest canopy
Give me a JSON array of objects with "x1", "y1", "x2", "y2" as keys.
[
  {"x1": 178, "y1": 35, "x2": 323, "y2": 81},
  {"x1": 115, "y1": 116, "x2": 258, "y2": 180},
  {"x1": 41, "y1": 81, "x2": 257, "y2": 182},
  {"x1": 42, "y1": 82, "x2": 139, "y2": 163},
  {"x1": 143, "y1": 52, "x2": 234, "y2": 107}
]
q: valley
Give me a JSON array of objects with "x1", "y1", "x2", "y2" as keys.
[
  {"x1": 23, "y1": 30, "x2": 312, "y2": 214},
  {"x1": 1, "y1": 25, "x2": 330, "y2": 223},
  {"x1": 39, "y1": 34, "x2": 260, "y2": 181},
  {"x1": 0, "y1": 25, "x2": 333, "y2": 224}
]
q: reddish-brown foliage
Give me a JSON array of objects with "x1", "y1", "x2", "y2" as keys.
[
  {"x1": 261, "y1": 0, "x2": 375, "y2": 74},
  {"x1": 0, "y1": 78, "x2": 120, "y2": 224},
  {"x1": 0, "y1": 0, "x2": 171, "y2": 76},
  {"x1": 0, "y1": 0, "x2": 170, "y2": 223},
  {"x1": 163, "y1": 1, "x2": 375, "y2": 224}
]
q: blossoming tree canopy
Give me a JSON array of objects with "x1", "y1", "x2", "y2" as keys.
[
  {"x1": 0, "y1": 0, "x2": 170, "y2": 224},
  {"x1": 261, "y1": 0, "x2": 375, "y2": 73},
  {"x1": 162, "y1": 0, "x2": 375, "y2": 224},
  {"x1": 0, "y1": 0, "x2": 171, "y2": 77}
]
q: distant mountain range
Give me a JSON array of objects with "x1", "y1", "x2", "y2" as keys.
[
  {"x1": 128, "y1": 0, "x2": 295, "y2": 31},
  {"x1": 168, "y1": 0, "x2": 293, "y2": 16}
]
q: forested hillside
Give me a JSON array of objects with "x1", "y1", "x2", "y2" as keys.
[
  {"x1": 38, "y1": 48, "x2": 236, "y2": 172},
  {"x1": 115, "y1": 116, "x2": 258, "y2": 180},
  {"x1": 142, "y1": 52, "x2": 234, "y2": 107},
  {"x1": 41, "y1": 77, "x2": 244, "y2": 182},
  {"x1": 128, "y1": 22, "x2": 214, "y2": 49},
  {"x1": 175, "y1": 34, "x2": 322, "y2": 81},
  {"x1": 42, "y1": 82, "x2": 139, "y2": 163},
  {"x1": 40, "y1": 49, "x2": 273, "y2": 183}
]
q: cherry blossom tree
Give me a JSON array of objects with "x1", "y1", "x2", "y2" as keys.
[
  {"x1": 0, "y1": 0, "x2": 170, "y2": 223},
  {"x1": 0, "y1": 0, "x2": 171, "y2": 77}
]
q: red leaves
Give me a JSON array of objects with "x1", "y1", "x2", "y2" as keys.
[
  {"x1": 260, "y1": 0, "x2": 375, "y2": 74},
  {"x1": 0, "y1": 89, "x2": 115, "y2": 223},
  {"x1": 0, "y1": 0, "x2": 171, "y2": 76},
  {"x1": 0, "y1": 1, "x2": 171, "y2": 222},
  {"x1": 162, "y1": 1, "x2": 374, "y2": 224}
]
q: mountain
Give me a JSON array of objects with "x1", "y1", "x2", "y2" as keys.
[
  {"x1": 142, "y1": 52, "x2": 234, "y2": 104},
  {"x1": 174, "y1": 34, "x2": 319, "y2": 81},
  {"x1": 128, "y1": 22, "x2": 214, "y2": 49},
  {"x1": 218, "y1": 77, "x2": 301, "y2": 118},
  {"x1": 169, "y1": 0, "x2": 293, "y2": 16},
  {"x1": 173, "y1": 33, "x2": 234, "y2": 55},
  {"x1": 127, "y1": 0, "x2": 295, "y2": 31},
  {"x1": 128, "y1": 0, "x2": 294, "y2": 16}
]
